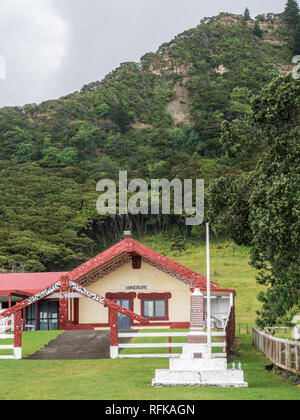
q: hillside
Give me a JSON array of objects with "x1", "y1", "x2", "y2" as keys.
[
  {"x1": 142, "y1": 235, "x2": 262, "y2": 324},
  {"x1": 0, "y1": 12, "x2": 295, "y2": 272}
]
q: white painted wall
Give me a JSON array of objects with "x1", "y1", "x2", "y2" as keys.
[
  {"x1": 79, "y1": 261, "x2": 191, "y2": 324},
  {"x1": 78, "y1": 261, "x2": 232, "y2": 326}
]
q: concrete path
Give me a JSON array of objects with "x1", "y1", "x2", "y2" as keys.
[{"x1": 26, "y1": 330, "x2": 113, "y2": 360}]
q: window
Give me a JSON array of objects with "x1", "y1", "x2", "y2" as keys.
[
  {"x1": 38, "y1": 301, "x2": 58, "y2": 331},
  {"x1": 143, "y1": 299, "x2": 167, "y2": 319},
  {"x1": 138, "y1": 293, "x2": 171, "y2": 321}
]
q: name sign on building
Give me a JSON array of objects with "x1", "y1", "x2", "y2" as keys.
[{"x1": 121, "y1": 285, "x2": 153, "y2": 291}]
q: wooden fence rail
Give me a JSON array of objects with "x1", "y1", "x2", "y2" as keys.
[
  {"x1": 116, "y1": 331, "x2": 227, "y2": 359},
  {"x1": 253, "y1": 328, "x2": 300, "y2": 376}
]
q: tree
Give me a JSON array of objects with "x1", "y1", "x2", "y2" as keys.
[
  {"x1": 206, "y1": 175, "x2": 253, "y2": 246},
  {"x1": 57, "y1": 147, "x2": 79, "y2": 166},
  {"x1": 171, "y1": 236, "x2": 187, "y2": 255},
  {"x1": 207, "y1": 76, "x2": 300, "y2": 326},
  {"x1": 292, "y1": 23, "x2": 300, "y2": 54},
  {"x1": 110, "y1": 102, "x2": 133, "y2": 133},
  {"x1": 96, "y1": 103, "x2": 110, "y2": 118},
  {"x1": 12, "y1": 142, "x2": 40, "y2": 163},
  {"x1": 250, "y1": 159, "x2": 299, "y2": 327},
  {"x1": 253, "y1": 20, "x2": 263, "y2": 39},
  {"x1": 70, "y1": 122, "x2": 100, "y2": 152},
  {"x1": 283, "y1": 0, "x2": 300, "y2": 28},
  {"x1": 243, "y1": 7, "x2": 251, "y2": 21},
  {"x1": 249, "y1": 76, "x2": 300, "y2": 327}
]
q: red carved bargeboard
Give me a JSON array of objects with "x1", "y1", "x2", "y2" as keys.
[
  {"x1": 0, "y1": 278, "x2": 149, "y2": 326},
  {"x1": 66, "y1": 238, "x2": 218, "y2": 291}
]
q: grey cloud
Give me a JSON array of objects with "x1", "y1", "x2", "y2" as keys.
[{"x1": 0, "y1": 0, "x2": 287, "y2": 107}]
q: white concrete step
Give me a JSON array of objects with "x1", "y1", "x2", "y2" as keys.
[
  {"x1": 152, "y1": 368, "x2": 248, "y2": 388},
  {"x1": 170, "y1": 357, "x2": 227, "y2": 371}
]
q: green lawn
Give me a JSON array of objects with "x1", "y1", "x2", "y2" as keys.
[
  {"x1": 0, "y1": 332, "x2": 299, "y2": 400},
  {"x1": 0, "y1": 331, "x2": 63, "y2": 357}
]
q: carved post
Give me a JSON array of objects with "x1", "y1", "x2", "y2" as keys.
[
  {"x1": 74, "y1": 298, "x2": 79, "y2": 325},
  {"x1": 22, "y1": 308, "x2": 26, "y2": 331},
  {"x1": 110, "y1": 309, "x2": 119, "y2": 359},
  {"x1": 14, "y1": 310, "x2": 22, "y2": 359},
  {"x1": 58, "y1": 276, "x2": 69, "y2": 330}
]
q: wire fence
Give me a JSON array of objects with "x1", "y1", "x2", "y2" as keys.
[{"x1": 236, "y1": 323, "x2": 253, "y2": 335}]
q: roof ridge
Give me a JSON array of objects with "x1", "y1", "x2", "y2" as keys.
[
  {"x1": 0, "y1": 239, "x2": 221, "y2": 292},
  {"x1": 67, "y1": 237, "x2": 219, "y2": 289}
]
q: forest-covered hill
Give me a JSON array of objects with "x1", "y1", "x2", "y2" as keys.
[{"x1": 0, "y1": 11, "x2": 296, "y2": 273}]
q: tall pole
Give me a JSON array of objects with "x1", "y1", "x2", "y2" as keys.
[{"x1": 206, "y1": 223, "x2": 212, "y2": 357}]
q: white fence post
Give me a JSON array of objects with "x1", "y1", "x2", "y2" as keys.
[{"x1": 293, "y1": 326, "x2": 299, "y2": 340}]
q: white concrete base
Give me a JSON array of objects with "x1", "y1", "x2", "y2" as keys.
[
  {"x1": 181, "y1": 343, "x2": 211, "y2": 359},
  {"x1": 110, "y1": 346, "x2": 119, "y2": 359},
  {"x1": 152, "y1": 370, "x2": 201, "y2": 386},
  {"x1": 201, "y1": 369, "x2": 247, "y2": 387},
  {"x1": 13, "y1": 347, "x2": 22, "y2": 360},
  {"x1": 170, "y1": 357, "x2": 227, "y2": 371},
  {"x1": 152, "y1": 349, "x2": 248, "y2": 388},
  {"x1": 152, "y1": 368, "x2": 248, "y2": 388}
]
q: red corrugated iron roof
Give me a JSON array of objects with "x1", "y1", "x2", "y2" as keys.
[
  {"x1": 0, "y1": 290, "x2": 33, "y2": 297},
  {"x1": 0, "y1": 272, "x2": 68, "y2": 295}
]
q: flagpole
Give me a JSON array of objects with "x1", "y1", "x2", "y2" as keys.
[{"x1": 206, "y1": 222, "x2": 212, "y2": 357}]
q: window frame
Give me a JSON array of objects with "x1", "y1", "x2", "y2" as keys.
[
  {"x1": 138, "y1": 293, "x2": 171, "y2": 321},
  {"x1": 142, "y1": 299, "x2": 167, "y2": 319}
]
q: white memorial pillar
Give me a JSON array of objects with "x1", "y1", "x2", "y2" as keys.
[
  {"x1": 188, "y1": 288, "x2": 206, "y2": 344},
  {"x1": 206, "y1": 222, "x2": 212, "y2": 358}
]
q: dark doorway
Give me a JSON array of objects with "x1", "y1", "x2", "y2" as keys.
[
  {"x1": 115, "y1": 299, "x2": 131, "y2": 330},
  {"x1": 26, "y1": 303, "x2": 37, "y2": 330}
]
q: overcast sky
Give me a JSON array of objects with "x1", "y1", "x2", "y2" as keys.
[{"x1": 0, "y1": 0, "x2": 288, "y2": 108}]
